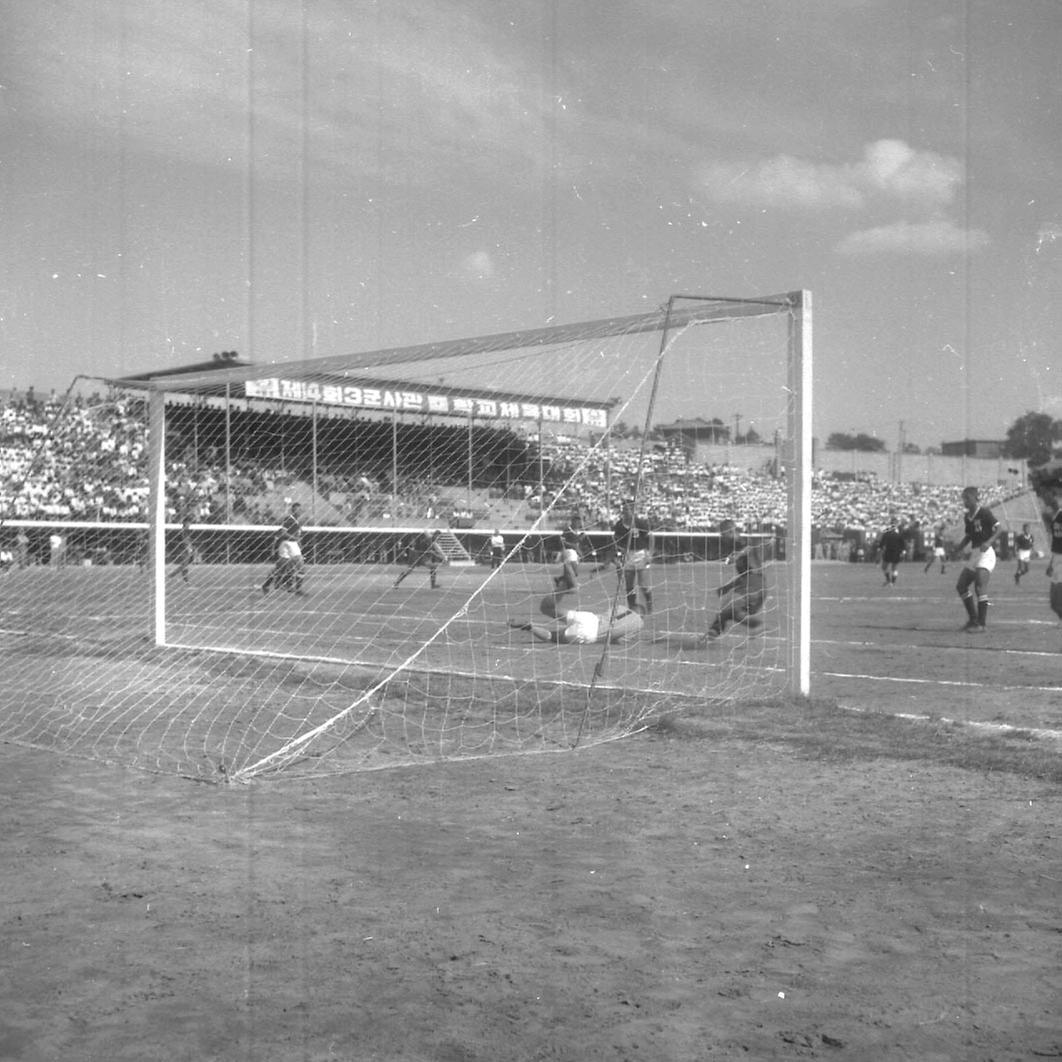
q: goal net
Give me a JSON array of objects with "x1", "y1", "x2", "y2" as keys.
[{"x1": 0, "y1": 293, "x2": 811, "y2": 781}]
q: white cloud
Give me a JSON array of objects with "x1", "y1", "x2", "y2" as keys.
[
  {"x1": 698, "y1": 139, "x2": 964, "y2": 212},
  {"x1": 458, "y1": 251, "x2": 495, "y2": 280},
  {"x1": 855, "y1": 140, "x2": 962, "y2": 208},
  {"x1": 699, "y1": 155, "x2": 865, "y2": 209},
  {"x1": 835, "y1": 219, "x2": 990, "y2": 256}
]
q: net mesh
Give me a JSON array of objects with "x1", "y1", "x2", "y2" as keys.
[{"x1": 0, "y1": 295, "x2": 805, "y2": 781}]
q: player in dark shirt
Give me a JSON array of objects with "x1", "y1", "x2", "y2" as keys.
[
  {"x1": 706, "y1": 547, "x2": 767, "y2": 639},
  {"x1": 554, "y1": 514, "x2": 596, "y2": 592},
  {"x1": 876, "y1": 516, "x2": 906, "y2": 587},
  {"x1": 393, "y1": 529, "x2": 448, "y2": 589},
  {"x1": 611, "y1": 501, "x2": 653, "y2": 614},
  {"x1": 262, "y1": 501, "x2": 307, "y2": 595},
  {"x1": 1013, "y1": 524, "x2": 1034, "y2": 585},
  {"x1": 955, "y1": 486, "x2": 1001, "y2": 632},
  {"x1": 1044, "y1": 490, "x2": 1062, "y2": 625}
]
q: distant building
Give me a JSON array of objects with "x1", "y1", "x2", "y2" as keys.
[
  {"x1": 940, "y1": 439, "x2": 1005, "y2": 459},
  {"x1": 654, "y1": 417, "x2": 730, "y2": 451}
]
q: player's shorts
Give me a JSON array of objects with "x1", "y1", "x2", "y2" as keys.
[
  {"x1": 561, "y1": 548, "x2": 580, "y2": 564},
  {"x1": 1050, "y1": 560, "x2": 1062, "y2": 584},
  {"x1": 933, "y1": 546, "x2": 946, "y2": 560},
  {"x1": 623, "y1": 548, "x2": 651, "y2": 571},
  {"x1": 965, "y1": 546, "x2": 996, "y2": 573},
  {"x1": 278, "y1": 540, "x2": 303, "y2": 562},
  {"x1": 1017, "y1": 549, "x2": 1032, "y2": 563}
]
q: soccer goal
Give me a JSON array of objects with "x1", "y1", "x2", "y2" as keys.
[{"x1": 0, "y1": 292, "x2": 811, "y2": 781}]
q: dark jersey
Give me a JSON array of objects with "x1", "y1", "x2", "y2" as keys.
[
  {"x1": 612, "y1": 516, "x2": 651, "y2": 554},
  {"x1": 878, "y1": 527, "x2": 905, "y2": 562},
  {"x1": 1015, "y1": 531, "x2": 1034, "y2": 551},
  {"x1": 278, "y1": 512, "x2": 303, "y2": 542},
  {"x1": 1050, "y1": 508, "x2": 1062, "y2": 556},
  {"x1": 964, "y1": 505, "x2": 998, "y2": 548},
  {"x1": 560, "y1": 524, "x2": 593, "y2": 557}
]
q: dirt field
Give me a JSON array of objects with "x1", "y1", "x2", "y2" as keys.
[{"x1": 3, "y1": 694, "x2": 1061, "y2": 1061}]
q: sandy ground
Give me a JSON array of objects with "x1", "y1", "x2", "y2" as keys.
[{"x1": 3, "y1": 711, "x2": 1061, "y2": 1062}]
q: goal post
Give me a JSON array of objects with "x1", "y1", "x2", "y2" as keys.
[{"x1": 0, "y1": 291, "x2": 811, "y2": 781}]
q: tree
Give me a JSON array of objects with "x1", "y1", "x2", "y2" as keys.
[
  {"x1": 825, "y1": 431, "x2": 886, "y2": 452},
  {"x1": 1003, "y1": 412, "x2": 1062, "y2": 467}
]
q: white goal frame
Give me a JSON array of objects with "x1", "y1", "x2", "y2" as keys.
[{"x1": 140, "y1": 290, "x2": 812, "y2": 699}]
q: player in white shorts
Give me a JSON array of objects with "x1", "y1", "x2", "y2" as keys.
[
  {"x1": 1013, "y1": 523, "x2": 1034, "y2": 585},
  {"x1": 262, "y1": 501, "x2": 307, "y2": 595},
  {"x1": 955, "y1": 486, "x2": 1000, "y2": 632}
]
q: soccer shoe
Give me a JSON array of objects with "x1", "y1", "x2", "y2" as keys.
[{"x1": 962, "y1": 621, "x2": 986, "y2": 632}]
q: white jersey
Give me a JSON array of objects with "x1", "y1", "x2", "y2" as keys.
[{"x1": 563, "y1": 609, "x2": 600, "y2": 645}]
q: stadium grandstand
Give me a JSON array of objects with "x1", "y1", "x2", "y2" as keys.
[{"x1": 0, "y1": 380, "x2": 1044, "y2": 565}]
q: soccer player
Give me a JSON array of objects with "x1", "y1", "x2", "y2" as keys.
[
  {"x1": 1043, "y1": 490, "x2": 1062, "y2": 626},
  {"x1": 1014, "y1": 523, "x2": 1034, "y2": 584},
  {"x1": 611, "y1": 500, "x2": 653, "y2": 614},
  {"x1": 489, "y1": 529, "x2": 506, "y2": 570},
  {"x1": 509, "y1": 590, "x2": 644, "y2": 645},
  {"x1": 262, "y1": 501, "x2": 307, "y2": 595},
  {"x1": 876, "y1": 516, "x2": 906, "y2": 587},
  {"x1": 393, "y1": 529, "x2": 448, "y2": 589},
  {"x1": 554, "y1": 514, "x2": 596, "y2": 592},
  {"x1": 705, "y1": 547, "x2": 767, "y2": 639},
  {"x1": 923, "y1": 527, "x2": 947, "y2": 574},
  {"x1": 955, "y1": 486, "x2": 1001, "y2": 632},
  {"x1": 173, "y1": 518, "x2": 195, "y2": 583}
]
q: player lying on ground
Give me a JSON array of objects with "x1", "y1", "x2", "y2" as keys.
[{"x1": 509, "y1": 589, "x2": 645, "y2": 644}]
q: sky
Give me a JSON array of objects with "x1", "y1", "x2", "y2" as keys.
[{"x1": 2, "y1": 0, "x2": 1060, "y2": 452}]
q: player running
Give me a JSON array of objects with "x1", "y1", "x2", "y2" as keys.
[
  {"x1": 553, "y1": 514, "x2": 596, "y2": 592},
  {"x1": 393, "y1": 529, "x2": 448, "y2": 589},
  {"x1": 610, "y1": 500, "x2": 653, "y2": 614},
  {"x1": 1014, "y1": 523, "x2": 1034, "y2": 585},
  {"x1": 955, "y1": 486, "x2": 1001, "y2": 633}
]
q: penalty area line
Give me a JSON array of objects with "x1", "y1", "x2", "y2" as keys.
[
  {"x1": 823, "y1": 669, "x2": 1062, "y2": 694},
  {"x1": 836, "y1": 700, "x2": 1062, "y2": 744}
]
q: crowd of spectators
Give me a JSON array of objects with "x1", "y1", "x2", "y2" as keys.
[
  {"x1": 0, "y1": 391, "x2": 1013, "y2": 549},
  {"x1": 536, "y1": 437, "x2": 1009, "y2": 541}
]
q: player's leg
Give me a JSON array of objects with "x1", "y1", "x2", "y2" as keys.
[
  {"x1": 429, "y1": 560, "x2": 439, "y2": 588},
  {"x1": 637, "y1": 568, "x2": 653, "y2": 613},
  {"x1": 974, "y1": 567, "x2": 991, "y2": 628},
  {"x1": 1049, "y1": 577, "x2": 1062, "y2": 622},
  {"x1": 956, "y1": 567, "x2": 979, "y2": 628}
]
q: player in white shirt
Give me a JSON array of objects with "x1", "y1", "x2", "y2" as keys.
[{"x1": 509, "y1": 590, "x2": 644, "y2": 645}]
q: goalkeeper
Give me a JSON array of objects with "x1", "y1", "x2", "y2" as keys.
[
  {"x1": 706, "y1": 546, "x2": 766, "y2": 639},
  {"x1": 509, "y1": 590, "x2": 644, "y2": 645}
]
